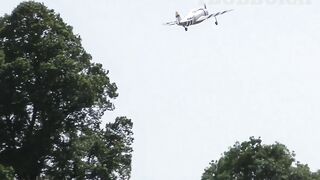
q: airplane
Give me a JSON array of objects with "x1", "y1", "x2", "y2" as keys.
[{"x1": 164, "y1": 4, "x2": 233, "y2": 31}]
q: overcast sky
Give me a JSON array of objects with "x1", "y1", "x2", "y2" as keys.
[{"x1": 2, "y1": 0, "x2": 320, "y2": 179}]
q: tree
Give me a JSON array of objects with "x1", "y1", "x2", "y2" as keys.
[
  {"x1": 0, "y1": 164, "x2": 14, "y2": 180},
  {"x1": 0, "y1": 2, "x2": 133, "y2": 179},
  {"x1": 45, "y1": 117, "x2": 133, "y2": 180},
  {"x1": 202, "y1": 137, "x2": 320, "y2": 180}
]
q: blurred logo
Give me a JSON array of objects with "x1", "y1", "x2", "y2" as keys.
[{"x1": 199, "y1": 0, "x2": 312, "y2": 5}]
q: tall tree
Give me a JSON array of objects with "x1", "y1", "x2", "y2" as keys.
[
  {"x1": 202, "y1": 137, "x2": 320, "y2": 180},
  {"x1": 0, "y1": 2, "x2": 133, "y2": 179}
]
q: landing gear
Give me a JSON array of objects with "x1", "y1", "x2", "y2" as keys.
[
  {"x1": 215, "y1": 17, "x2": 218, "y2": 25},
  {"x1": 184, "y1": 27, "x2": 188, "y2": 31}
]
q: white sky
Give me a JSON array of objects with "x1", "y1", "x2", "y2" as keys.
[{"x1": 2, "y1": 0, "x2": 320, "y2": 179}]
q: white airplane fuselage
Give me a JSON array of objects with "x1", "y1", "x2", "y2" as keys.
[{"x1": 178, "y1": 8, "x2": 209, "y2": 27}]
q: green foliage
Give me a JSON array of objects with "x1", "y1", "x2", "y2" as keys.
[
  {"x1": 202, "y1": 137, "x2": 320, "y2": 180},
  {"x1": 0, "y1": 50, "x2": 4, "y2": 65},
  {"x1": 45, "y1": 117, "x2": 133, "y2": 179},
  {"x1": 0, "y1": 164, "x2": 15, "y2": 180},
  {"x1": 0, "y1": 2, "x2": 133, "y2": 179},
  {"x1": 289, "y1": 163, "x2": 320, "y2": 180}
]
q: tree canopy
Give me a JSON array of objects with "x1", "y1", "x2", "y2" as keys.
[
  {"x1": 202, "y1": 137, "x2": 320, "y2": 180},
  {"x1": 0, "y1": 2, "x2": 133, "y2": 179},
  {"x1": 0, "y1": 164, "x2": 14, "y2": 180}
]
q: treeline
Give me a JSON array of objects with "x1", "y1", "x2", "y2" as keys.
[{"x1": 0, "y1": 2, "x2": 318, "y2": 180}]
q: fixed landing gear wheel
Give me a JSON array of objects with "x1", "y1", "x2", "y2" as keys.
[
  {"x1": 185, "y1": 28, "x2": 188, "y2": 31},
  {"x1": 215, "y1": 21, "x2": 218, "y2": 25}
]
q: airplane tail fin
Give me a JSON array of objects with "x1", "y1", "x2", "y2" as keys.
[{"x1": 175, "y1": 11, "x2": 181, "y2": 23}]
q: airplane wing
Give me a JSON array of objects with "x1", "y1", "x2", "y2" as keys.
[
  {"x1": 208, "y1": 9, "x2": 233, "y2": 19},
  {"x1": 163, "y1": 21, "x2": 177, "y2": 26}
]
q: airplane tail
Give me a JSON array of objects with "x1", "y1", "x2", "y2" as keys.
[{"x1": 175, "y1": 11, "x2": 181, "y2": 23}]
